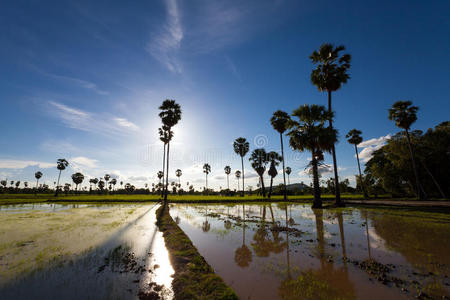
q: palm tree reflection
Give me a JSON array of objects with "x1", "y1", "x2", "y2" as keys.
[{"x1": 234, "y1": 204, "x2": 252, "y2": 267}]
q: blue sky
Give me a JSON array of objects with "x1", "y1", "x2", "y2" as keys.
[{"x1": 1, "y1": 0, "x2": 449, "y2": 190}]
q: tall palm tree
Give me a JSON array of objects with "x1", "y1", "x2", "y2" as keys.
[
  {"x1": 310, "y1": 43, "x2": 351, "y2": 206},
  {"x1": 233, "y1": 137, "x2": 250, "y2": 196},
  {"x1": 110, "y1": 178, "x2": 117, "y2": 192},
  {"x1": 287, "y1": 104, "x2": 337, "y2": 208},
  {"x1": 159, "y1": 99, "x2": 182, "y2": 202},
  {"x1": 203, "y1": 163, "x2": 211, "y2": 193},
  {"x1": 224, "y1": 166, "x2": 231, "y2": 190},
  {"x1": 235, "y1": 170, "x2": 241, "y2": 191},
  {"x1": 271, "y1": 110, "x2": 291, "y2": 200},
  {"x1": 35, "y1": 171, "x2": 43, "y2": 190},
  {"x1": 55, "y1": 158, "x2": 69, "y2": 196},
  {"x1": 388, "y1": 100, "x2": 424, "y2": 199},
  {"x1": 159, "y1": 125, "x2": 173, "y2": 199},
  {"x1": 345, "y1": 129, "x2": 368, "y2": 199},
  {"x1": 104, "y1": 174, "x2": 110, "y2": 193},
  {"x1": 267, "y1": 151, "x2": 282, "y2": 198},
  {"x1": 71, "y1": 172, "x2": 85, "y2": 192},
  {"x1": 285, "y1": 167, "x2": 292, "y2": 185},
  {"x1": 175, "y1": 169, "x2": 182, "y2": 185},
  {"x1": 249, "y1": 148, "x2": 269, "y2": 198}
]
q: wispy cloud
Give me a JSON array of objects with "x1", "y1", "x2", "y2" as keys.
[
  {"x1": 0, "y1": 159, "x2": 54, "y2": 169},
  {"x1": 47, "y1": 101, "x2": 140, "y2": 137},
  {"x1": 70, "y1": 156, "x2": 99, "y2": 169},
  {"x1": 358, "y1": 134, "x2": 391, "y2": 162},
  {"x1": 224, "y1": 56, "x2": 242, "y2": 82},
  {"x1": 146, "y1": 0, "x2": 183, "y2": 73}
]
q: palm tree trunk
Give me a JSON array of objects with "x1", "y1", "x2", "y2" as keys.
[
  {"x1": 164, "y1": 142, "x2": 170, "y2": 202},
  {"x1": 280, "y1": 133, "x2": 287, "y2": 200},
  {"x1": 312, "y1": 152, "x2": 321, "y2": 208},
  {"x1": 420, "y1": 160, "x2": 445, "y2": 198},
  {"x1": 241, "y1": 156, "x2": 245, "y2": 197},
  {"x1": 355, "y1": 144, "x2": 368, "y2": 199},
  {"x1": 405, "y1": 129, "x2": 424, "y2": 200},
  {"x1": 205, "y1": 174, "x2": 208, "y2": 193},
  {"x1": 227, "y1": 174, "x2": 229, "y2": 190},
  {"x1": 237, "y1": 177, "x2": 240, "y2": 192},
  {"x1": 162, "y1": 143, "x2": 166, "y2": 198},
  {"x1": 268, "y1": 176, "x2": 273, "y2": 198},
  {"x1": 55, "y1": 170, "x2": 62, "y2": 197},
  {"x1": 287, "y1": 174, "x2": 290, "y2": 185},
  {"x1": 328, "y1": 90, "x2": 342, "y2": 206},
  {"x1": 260, "y1": 175, "x2": 266, "y2": 198}
]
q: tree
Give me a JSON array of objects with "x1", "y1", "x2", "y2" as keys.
[
  {"x1": 271, "y1": 110, "x2": 291, "y2": 200},
  {"x1": 175, "y1": 169, "x2": 182, "y2": 185},
  {"x1": 249, "y1": 148, "x2": 269, "y2": 198},
  {"x1": 224, "y1": 166, "x2": 231, "y2": 190},
  {"x1": 267, "y1": 152, "x2": 282, "y2": 198},
  {"x1": 159, "y1": 100, "x2": 182, "y2": 202},
  {"x1": 98, "y1": 180, "x2": 105, "y2": 191},
  {"x1": 203, "y1": 163, "x2": 211, "y2": 193},
  {"x1": 285, "y1": 167, "x2": 292, "y2": 185},
  {"x1": 388, "y1": 100, "x2": 425, "y2": 200},
  {"x1": 104, "y1": 174, "x2": 110, "y2": 193},
  {"x1": 345, "y1": 129, "x2": 368, "y2": 198},
  {"x1": 310, "y1": 43, "x2": 351, "y2": 206},
  {"x1": 89, "y1": 178, "x2": 98, "y2": 191},
  {"x1": 287, "y1": 104, "x2": 337, "y2": 208},
  {"x1": 71, "y1": 172, "x2": 85, "y2": 192},
  {"x1": 233, "y1": 137, "x2": 250, "y2": 196},
  {"x1": 110, "y1": 178, "x2": 117, "y2": 192},
  {"x1": 235, "y1": 170, "x2": 241, "y2": 191},
  {"x1": 35, "y1": 171, "x2": 43, "y2": 191},
  {"x1": 55, "y1": 158, "x2": 69, "y2": 196},
  {"x1": 159, "y1": 125, "x2": 173, "y2": 200}
]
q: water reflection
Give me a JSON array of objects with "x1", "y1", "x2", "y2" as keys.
[{"x1": 171, "y1": 203, "x2": 450, "y2": 300}]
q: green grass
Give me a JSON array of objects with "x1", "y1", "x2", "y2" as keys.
[
  {"x1": 0, "y1": 193, "x2": 371, "y2": 205},
  {"x1": 156, "y1": 204, "x2": 238, "y2": 300}
]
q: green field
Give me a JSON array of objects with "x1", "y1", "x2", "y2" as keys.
[{"x1": 0, "y1": 193, "x2": 373, "y2": 205}]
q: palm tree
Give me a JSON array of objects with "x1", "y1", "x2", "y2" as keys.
[
  {"x1": 287, "y1": 104, "x2": 337, "y2": 208},
  {"x1": 159, "y1": 99, "x2": 182, "y2": 202},
  {"x1": 388, "y1": 100, "x2": 425, "y2": 199},
  {"x1": 224, "y1": 166, "x2": 231, "y2": 190},
  {"x1": 175, "y1": 169, "x2": 182, "y2": 185},
  {"x1": 159, "y1": 125, "x2": 173, "y2": 199},
  {"x1": 71, "y1": 172, "x2": 85, "y2": 192},
  {"x1": 98, "y1": 180, "x2": 105, "y2": 191},
  {"x1": 310, "y1": 43, "x2": 351, "y2": 206},
  {"x1": 35, "y1": 171, "x2": 43, "y2": 190},
  {"x1": 345, "y1": 129, "x2": 368, "y2": 199},
  {"x1": 203, "y1": 163, "x2": 211, "y2": 193},
  {"x1": 235, "y1": 170, "x2": 241, "y2": 191},
  {"x1": 249, "y1": 148, "x2": 269, "y2": 198},
  {"x1": 55, "y1": 158, "x2": 69, "y2": 196},
  {"x1": 285, "y1": 167, "x2": 292, "y2": 185},
  {"x1": 267, "y1": 151, "x2": 282, "y2": 198},
  {"x1": 271, "y1": 110, "x2": 291, "y2": 200},
  {"x1": 104, "y1": 174, "x2": 110, "y2": 193},
  {"x1": 233, "y1": 137, "x2": 250, "y2": 196},
  {"x1": 110, "y1": 178, "x2": 117, "y2": 192},
  {"x1": 89, "y1": 178, "x2": 98, "y2": 191}
]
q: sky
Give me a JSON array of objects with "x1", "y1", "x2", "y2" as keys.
[{"x1": 1, "y1": 0, "x2": 449, "y2": 190}]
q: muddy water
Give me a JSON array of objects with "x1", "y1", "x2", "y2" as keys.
[
  {"x1": 0, "y1": 203, "x2": 174, "y2": 299},
  {"x1": 170, "y1": 203, "x2": 450, "y2": 300}
]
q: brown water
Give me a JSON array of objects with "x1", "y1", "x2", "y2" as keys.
[
  {"x1": 0, "y1": 203, "x2": 174, "y2": 299},
  {"x1": 170, "y1": 203, "x2": 450, "y2": 300}
]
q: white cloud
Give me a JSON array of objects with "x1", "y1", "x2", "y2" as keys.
[
  {"x1": 146, "y1": 0, "x2": 183, "y2": 73},
  {"x1": 358, "y1": 134, "x2": 391, "y2": 162},
  {"x1": 0, "y1": 159, "x2": 54, "y2": 169},
  {"x1": 114, "y1": 118, "x2": 139, "y2": 131},
  {"x1": 70, "y1": 156, "x2": 98, "y2": 169}
]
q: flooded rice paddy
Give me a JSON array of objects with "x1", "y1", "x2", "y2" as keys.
[
  {"x1": 0, "y1": 203, "x2": 174, "y2": 299},
  {"x1": 170, "y1": 203, "x2": 450, "y2": 300}
]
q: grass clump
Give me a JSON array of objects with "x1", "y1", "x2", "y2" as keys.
[{"x1": 156, "y1": 204, "x2": 238, "y2": 300}]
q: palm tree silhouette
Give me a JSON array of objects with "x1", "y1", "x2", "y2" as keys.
[
  {"x1": 104, "y1": 174, "x2": 110, "y2": 193},
  {"x1": 389, "y1": 100, "x2": 425, "y2": 200},
  {"x1": 224, "y1": 166, "x2": 231, "y2": 190},
  {"x1": 346, "y1": 129, "x2": 368, "y2": 199},
  {"x1": 285, "y1": 166, "x2": 291, "y2": 185},
  {"x1": 267, "y1": 151, "x2": 282, "y2": 198},
  {"x1": 271, "y1": 110, "x2": 291, "y2": 200},
  {"x1": 235, "y1": 170, "x2": 241, "y2": 192},
  {"x1": 310, "y1": 43, "x2": 351, "y2": 206},
  {"x1": 34, "y1": 171, "x2": 43, "y2": 191},
  {"x1": 249, "y1": 148, "x2": 269, "y2": 198},
  {"x1": 71, "y1": 172, "x2": 85, "y2": 192},
  {"x1": 175, "y1": 169, "x2": 182, "y2": 186},
  {"x1": 234, "y1": 204, "x2": 253, "y2": 267},
  {"x1": 203, "y1": 163, "x2": 211, "y2": 193},
  {"x1": 287, "y1": 105, "x2": 337, "y2": 208},
  {"x1": 159, "y1": 100, "x2": 182, "y2": 202},
  {"x1": 89, "y1": 178, "x2": 98, "y2": 191},
  {"x1": 159, "y1": 125, "x2": 173, "y2": 198},
  {"x1": 55, "y1": 158, "x2": 69, "y2": 196},
  {"x1": 110, "y1": 178, "x2": 117, "y2": 192},
  {"x1": 233, "y1": 137, "x2": 249, "y2": 197}
]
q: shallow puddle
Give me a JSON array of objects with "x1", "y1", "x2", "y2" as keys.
[
  {"x1": 170, "y1": 203, "x2": 450, "y2": 300},
  {"x1": 0, "y1": 203, "x2": 174, "y2": 299}
]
